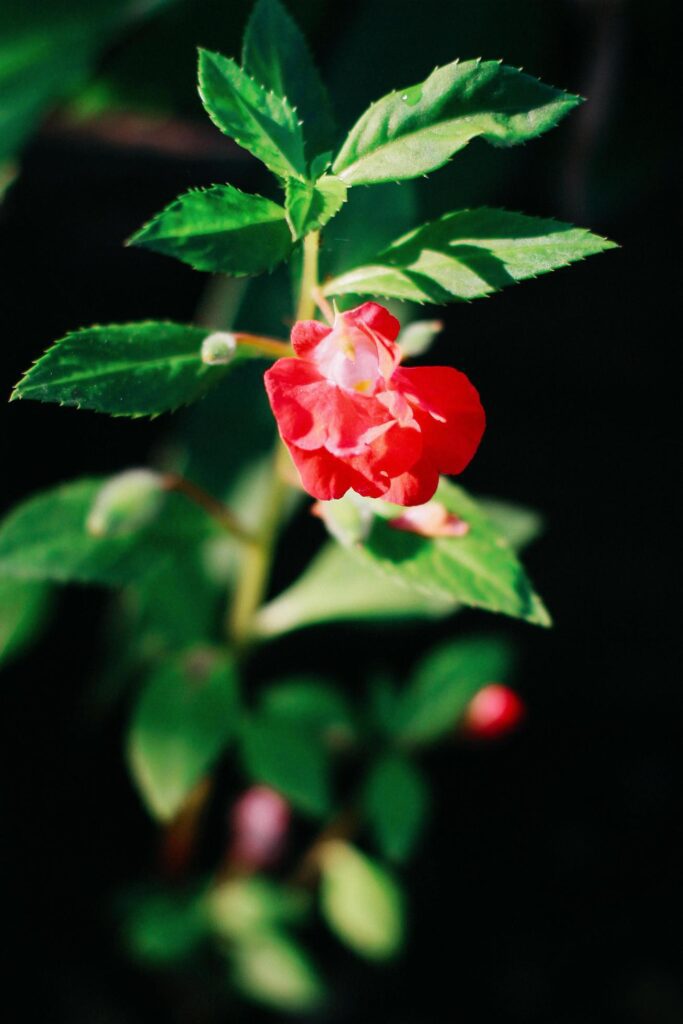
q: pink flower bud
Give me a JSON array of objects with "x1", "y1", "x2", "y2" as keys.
[
  {"x1": 462, "y1": 684, "x2": 525, "y2": 740},
  {"x1": 229, "y1": 786, "x2": 291, "y2": 870}
]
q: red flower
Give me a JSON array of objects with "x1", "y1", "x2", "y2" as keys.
[{"x1": 264, "y1": 302, "x2": 485, "y2": 506}]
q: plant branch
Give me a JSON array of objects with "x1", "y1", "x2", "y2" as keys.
[
  {"x1": 162, "y1": 473, "x2": 256, "y2": 544},
  {"x1": 296, "y1": 230, "x2": 320, "y2": 321}
]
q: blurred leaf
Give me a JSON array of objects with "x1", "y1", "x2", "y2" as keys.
[
  {"x1": 120, "y1": 884, "x2": 208, "y2": 966},
  {"x1": 398, "y1": 319, "x2": 444, "y2": 358},
  {"x1": 241, "y1": 714, "x2": 331, "y2": 817},
  {"x1": 260, "y1": 677, "x2": 355, "y2": 744},
  {"x1": 480, "y1": 497, "x2": 543, "y2": 551},
  {"x1": 255, "y1": 541, "x2": 454, "y2": 638},
  {"x1": 127, "y1": 648, "x2": 238, "y2": 821},
  {"x1": 11, "y1": 322, "x2": 260, "y2": 417},
  {"x1": 325, "y1": 208, "x2": 617, "y2": 302},
  {"x1": 322, "y1": 180, "x2": 418, "y2": 277},
  {"x1": 207, "y1": 877, "x2": 309, "y2": 942},
  {"x1": 198, "y1": 48, "x2": 306, "y2": 180},
  {"x1": 242, "y1": 0, "x2": 336, "y2": 163},
  {"x1": 332, "y1": 59, "x2": 580, "y2": 186},
  {"x1": 319, "y1": 841, "x2": 404, "y2": 960},
  {"x1": 129, "y1": 185, "x2": 292, "y2": 274},
  {"x1": 0, "y1": 577, "x2": 50, "y2": 667},
  {"x1": 285, "y1": 175, "x2": 347, "y2": 240},
  {"x1": 231, "y1": 929, "x2": 325, "y2": 1013},
  {"x1": 393, "y1": 635, "x2": 515, "y2": 745},
  {"x1": 363, "y1": 754, "x2": 430, "y2": 862},
  {"x1": 0, "y1": 478, "x2": 202, "y2": 587},
  {"x1": 0, "y1": 0, "x2": 168, "y2": 163}
]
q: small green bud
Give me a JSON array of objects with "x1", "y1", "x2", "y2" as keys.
[
  {"x1": 86, "y1": 469, "x2": 165, "y2": 538},
  {"x1": 201, "y1": 331, "x2": 237, "y2": 365}
]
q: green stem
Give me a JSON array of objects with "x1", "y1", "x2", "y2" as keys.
[
  {"x1": 227, "y1": 229, "x2": 321, "y2": 655},
  {"x1": 296, "y1": 230, "x2": 320, "y2": 321}
]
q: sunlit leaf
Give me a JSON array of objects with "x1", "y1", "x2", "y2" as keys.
[
  {"x1": 198, "y1": 47, "x2": 306, "y2": 180},
  {"x1": 325, "y1": 208, "x2": 617, "y2": 303},
  {"x1": 231, "y1": 929, "x2": 325, "y2": 1013},
  {"x1": 129, "y1": 185, "x2": 292, "y2": 274},
  {"x1": 12, "y1": 322, "x2": 256, "y2": 417},
  {"x1": 242, "y1": 0, "x2": 336, "y2": 162},
  {"x1": 333, "y1": 59, "x2": 581, "y2": 185},
  {"x1": 285, "y1": 175, "x2": 347, "y2": 240}
]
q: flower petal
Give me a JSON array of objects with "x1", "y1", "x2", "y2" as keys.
[
  {"x1": 392, "y1": 366, "x2": 485, "y2": 475},
  {"x1": 344, "y1": 302, "x2": 400, "y2": 341},
  {"x1": 382, "y1": 456, "x2": 441, "y2": 507},
  {"x1": 286, "y1": 444, "x2": 386, "y2": 501},
  {"x1": 291, "y1": 319, "x2": 331, "y2": 358}
]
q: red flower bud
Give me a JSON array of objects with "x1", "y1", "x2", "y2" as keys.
[
  {"x1": 229, "y1": 786, "x2": 291, "y2": 870},
  {"x1": 264, "y1": 302, "x2": 485, "y2": 506},
  {"x1": 462, "y1": 684, "x2": 525, "y2": 740}
]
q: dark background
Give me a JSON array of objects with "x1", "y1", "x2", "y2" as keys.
[{"x1": 1, "y1": 0, "x2": 680, "y2": 1020}]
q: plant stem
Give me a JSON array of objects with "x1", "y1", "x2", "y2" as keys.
[
  {"x1": 227, "y1": 229, "x2": 321, "y2": 654},
  {"x1": 162, "y1": 473, "x2": 256, "y2": 544},
  {"x1": 233, "y1": 332, "x2": 293, "y2": 358},
  {"x1": 296, "y1": 230, "x2": 320, "y2": 321}
]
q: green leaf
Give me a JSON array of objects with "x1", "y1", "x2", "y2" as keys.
[
  {"x1": 207, "y1": 877, "x2": 309, "y2": 942},
  {"x1": 241, "y1": 714, "x2": 331, "y2": 817},
  {"x1": 0, "y1": 478, "x2": 191, "y2": 587},
  {"x1": 127, "y1": 648, "x2": 238, "y2": 821},
  {"x1": 120, "y1": 884, "x2": 208, "y2": 966},
  {"x1": 0, "y1": 577, "x2": 50, "y2": 667},
  {"x1": 319, "y1": 841, "x2": 404, "y2": 960},
  {"x1": 327, "y1": 479, "x2": 550, "y2": 626},
  {"x1": 11, "y1": 321, "x2": 255, "y2": 417},
  {"x1": 129, "y1": 185, "x2": 292, "y2": 274},
  {"x1": 198, "y1": 47, "x2": 306, "y2": 181},
  {"x1": 332, "y1": 58, "x2": 581, "y2": 186},
  {"x1": 285, "y1": 175, "x2": 347, "y2": 240},
  {"x1": 255, "y1": 542, "x2": 454, "y2": 638},
  {"x1": 363, "y1": 754, "x2": 430, "y2": 862},
  {"x1": 242, "y1": 0, "x2": 336, "y2": 163},
  {"x1": 256, "y1": 488, "x2": 546, "y2": 637},
  {"x1": 325, "y1": 207, "x2": 617, "y2": 302},
  {"x1": 393, "y1": 635, "x2": 515, "y2": 746},
  {"x1": 260, "y1": 677, "x2": 355, "y2": 745},
  {"x1": 231, "y1": 929, "x2": 326, "y2": 1013}
]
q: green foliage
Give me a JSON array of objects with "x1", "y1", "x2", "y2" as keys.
[
  {"x1": 285, "y1": 175, "x2": 347, "y2": 240},
  {"x1": 240, "y1": 713, "x2": 331, "y2": 817},
  {"x1": 0, "y1": 478, "x2": 203, "y2": 587},
  {"x1": 127, "y1": 648, "x2": 238, "y2": 820},
  {"x1": 260, "y1": 677, "x2": 356, "y2": 745},
  {"x1": 242, "y1": 0, "x2": 336, "y2": 164},
  {"x1": 198, "y1": 48, "x2": 307, "y2": 181},
  {"x1": 207, "y1": 877, "x2": 309, "y2": 942},
  {"x1": 332, "y1": 58, "x2": 580, "y2": 186},
  {"x1": 392, "y1": 636, "x2": 515, "y2": 745},
  {"x1": 325, "y1": 207, "x2": 617, "y2": 302},
  {"x1": 12, "y1": 322, "x2": 253, "y2": 417},
  {"x1": 255, "y1": 541, "x2": 454, "y2": 638},
  {"x1": 398, "y1": 319, "x2": 444, "y2": 358},
  {"x1": 121, "y1": 884, "x2": 209, "y2": 966},
  {"x1": 363, "y1": 754, "x2": 430, "y2": 862},
  {"x1": 0, "y1": 577, "x2": 50, "y2": 668},
  {"x1": 129, "y1": 185, "x2": 293, "y2": 274},
  {"x1": 255, "y1": 491, "x2": 545, "y2": 637},
  {"x1": 319, "y1": 841, "x2": 404, "y2": 960},
  {"x1": 230, "y1": 929, "x2": 326, "y2": 1012}
]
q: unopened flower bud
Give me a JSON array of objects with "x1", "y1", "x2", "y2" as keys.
[
  {"x1": 229, "y1": 785, "x2": 291, "y2": 870},
  {"x1": 201, "y1": 331, "x2": 237, "y2": 365},
  {"x1": 86, "y1": 469, "x2": 164, "y2": 537},
  {"x1": 462, "y1": 684, "x2": 525, "y2": 740}
]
